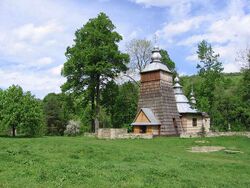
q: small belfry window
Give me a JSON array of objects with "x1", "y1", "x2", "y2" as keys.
[{"x1": 192, "y1": 118, "x2": 197, "y2": 127}]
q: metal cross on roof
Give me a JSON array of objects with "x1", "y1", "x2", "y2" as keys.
[{"x1": 153, "y1": 34, "x2": 158, "y2": 46}]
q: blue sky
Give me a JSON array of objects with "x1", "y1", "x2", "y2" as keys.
[{"x1": 0, "y1": 0, "x2": 250, "y2": 98}]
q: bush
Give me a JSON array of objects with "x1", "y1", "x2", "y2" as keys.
[
  {"x1": 64, "y1": 120, "x2": 80, "y2": 136},
  {"x1": 122, "y1": 124, "x2": 133, "y2": 133}
]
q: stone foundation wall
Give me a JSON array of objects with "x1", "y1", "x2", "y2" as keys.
[
  {"x1": 97, "y1": 128, "x2": 127, "y2": 139},
  {"x1": 97, "y1": 128, "x2": 153, "y2": 139},
  {"x1": 118, "y1": 134, "x2": 153, "y2": 139},
  {"x1": 180, "y1": 131, "x2": 250, "y2": 138}
]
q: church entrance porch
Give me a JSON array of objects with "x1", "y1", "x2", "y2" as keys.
[{"x1": 131, "y1": 108, "x2": 161, "y2": 136}]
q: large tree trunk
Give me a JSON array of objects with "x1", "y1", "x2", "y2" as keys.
[
  {"x1": 95, "y1": 76, "x2": 100, "y2": 133},
  {"x1": 91, "y1": 93, "x2": 95, "y2": 133},
  {"x1": 12, "y1": 126, "x2": 16, "y2": 137}
]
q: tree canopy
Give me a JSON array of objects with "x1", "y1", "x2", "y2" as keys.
[
  {"x1": 196, "y1": 40, "x2": 224, "y2": 113},
  {"x1": 62, "y1": 12, "x2": 129, "y2": 132},
  {"x1": 160, "y1": 49, "x2": 176, "y2": 72},
  {"x1": 126, "y1": 39, "x2": 176, "y2": 73},
  {"x1": 43, "y1": 93, "x2": 69, "y2": 135},
  {"x1": 0, "y1": 85, "x2": 44, "y2": 136},
  {"x1": 126, "y1": 39, "x2": 153, "y2": 72}
]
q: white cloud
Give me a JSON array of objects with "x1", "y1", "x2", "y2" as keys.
[
  {"x1": 50, "y1": 64, "x2": 63, "y2": 76},
  {"x1": 223, "y1": 62, "x2": 240, "y2": 73},
  {"x1": 0, "y1": 0, "x2": 82, "y2": 98},
  {"x1": 0, "y1": 68, "x2": 65, "y2": 98},
  {"x1": 180, "y1": 15, "x2": 250, "y2": 46},
  {"x1": 131, "y1": 0, "x2": 188, "y2": 8},
  {"x1": 36, "y1": 57, "x2": 53, "y2": 66},
  {"x1": 186, "y1": 54, "x2": 198, "y2": 62},
  {"x1": 156, "y1": 0, "x2": 250, "y2": 73},
  {"x1": 131, "y1": 0, "x2": 195, "y2": 21},
  {"x1": 181, "y1": 14, "x2": 250, "y2": 72},
  {"x1": 156, "y1": 16, "x2": 207, "y2": 41},
  {"x1": 13, "y1": 22, "x2": 63, "y2": 43}
]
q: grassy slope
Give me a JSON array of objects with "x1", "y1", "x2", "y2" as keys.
[{"x1": 0, "y1": 136, "x2": 250, "y2": 188}]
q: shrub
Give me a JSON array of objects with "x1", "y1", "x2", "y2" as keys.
[{"x1": 64, "y1": 120, "x2": 80, "y2": 136}]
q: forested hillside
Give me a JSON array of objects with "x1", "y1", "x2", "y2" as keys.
[{"x1": 182, "y1": 72, "x2": 249, "y2": 131}]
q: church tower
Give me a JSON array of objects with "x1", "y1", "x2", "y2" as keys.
[{"x1": 131, "y1": 46, "x2": 182, "y2": 136}]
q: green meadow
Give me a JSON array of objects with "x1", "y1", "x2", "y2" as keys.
[{"x1": 0, "y1": 136, "x2": 250, "y2": 188}]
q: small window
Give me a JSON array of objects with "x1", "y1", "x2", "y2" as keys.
[{"x1": 192, "y1": 118, "x2": 197, "y2": 127}]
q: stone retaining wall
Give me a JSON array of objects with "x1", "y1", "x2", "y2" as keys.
[
  {"x1": 117, "y1": 133, "x2": 153, "y2": 139},
  {"x1": 180, "y1": 131, "x2": 250, "y2": 138},
  {"x1": 97, "y1": 128, "x2": 153, "y2": 139},
  {"x1": 97, "y1": 128, "x2": 127, "y2": 139}
]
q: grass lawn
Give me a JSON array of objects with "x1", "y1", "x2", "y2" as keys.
[{"x1": 0, "y1": 136, "x2": 250, "y2": 188}]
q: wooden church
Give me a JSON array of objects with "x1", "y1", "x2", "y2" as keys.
[{"x1": 131, "y1": 46, "x2": 210, "y2": 136}]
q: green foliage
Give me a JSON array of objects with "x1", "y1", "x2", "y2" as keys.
[
  {"x1": 75, "y1": 81, "x2": 138, "y2": 130},
  {"x1": 100, "y1": 80, "x2": 119, "y2": 123},
  {"x1": 239, "y1": 68, "x2": 250, "y2": 130},
  {"x1": 19, "y1": 92, "x2": 45, "y2": 136},
  {"x1": 160, "y1": 49, "x2": 176, "y2": 72},
  {"x1": 0, "y1": 136, "x2": 250, "y2": 187},
  {"x1": 196, "y1": 40, "x2": 224, "y2": 126},
  {"x1": 0, "y1": 89, "x2": 4, "y2": 125},
  {"x1": 43, "y1": 93, "x2": 69, "y2": 135},
  {"x1": 62, "y1": 12, "x2": 129, "y2": 132},
  {"x1": 182, "y1": 72, "x2": 250, "y2": 131},
  {"x1": 0, "y1": 85, "x2": 44, "y2": 136},
  {"x1": 112, "y1": 82, "x2": 139, "y2": 128},
  {"x1": 79, "y1": 103, "x2": 92, "y2": 133},
  {"x1": 197, "y1": 40, "x2": 223, "y2": 75},
  {"x1": 241, "y1": 69, "x2": 250, "y2": 105}
]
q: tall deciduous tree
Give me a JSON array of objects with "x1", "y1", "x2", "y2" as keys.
[
  {"x1": 0, "y1": 85, "x2": 44, "y2": 136},
  {"x1": 126, "y1": 39, "x2": 153, "y2": 72},
  {"x1": 196, "y1": 40, "x2": 223, "y2": 120},
  {"x1": 197, "y1": 40, "x2": 223, "y2": 75},
  {"x1": 62, "y1": 12, "x2": 129, "y2": 132},
  {"x1": 126, "y1": 39, "x2": 176, "y2": 73}
]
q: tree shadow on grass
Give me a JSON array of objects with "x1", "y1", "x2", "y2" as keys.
[{"x1": 0, "y1": 135, "x2": 44, "y2": 139}]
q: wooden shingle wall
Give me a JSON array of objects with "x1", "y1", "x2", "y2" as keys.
[{"x1": 138, "y1": 71, "x2": 182, "y2": 136}]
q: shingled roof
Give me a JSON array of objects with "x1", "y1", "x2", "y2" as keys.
[
  {"x1": 131, "y1": 108, "x2": 161, "y2": 126},
  {"x1": 173, "y1": 76, "x2": 200, "y2": 114},
  {"x1": 141, "y1": 46, "x2": 171, "y2": 73}
]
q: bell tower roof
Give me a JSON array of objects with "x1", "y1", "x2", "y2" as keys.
[
  {"x1": 141, "y1": 46, "x2": 171, "y2": 73},
  {"x1": 151, "y1": 46, "x2": 162, "y2": 63}
]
